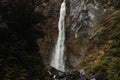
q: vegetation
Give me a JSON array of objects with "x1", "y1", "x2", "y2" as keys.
[
  {"x1": 97, "y1": 0, "x2": 120, "y2": 9},
  {"x1": 0, "y1": 0, "x2": 48, "y2": 79},
  {"x1": 0, "y1": 0, "x2": 120, "y2": 80},
  {"x1": 76, "y1": 1, "x2": 120, "y2": 79},
  {"x1": 90, "y1": 11, "x2": 120, "y2": 80}
]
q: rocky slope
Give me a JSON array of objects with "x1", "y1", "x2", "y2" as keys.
[
  {"x1": 39, "y1": 0, "x2": 120, "y2": 79},
  {"x1": 0, "y1": 0, "x2": 119, "y2": 79},
  {"x1": 38, "y1": 0, "x2": 103, "y2": 69},
  {"x1": 65, "y1": 0, "x2": 102, "y2": 69},
  {"x1": 37, "y1": 0, "x2": 120, "y2": 69},
  {"x1": 74, "y1": 1, "x2": 120, "y2": 80}
]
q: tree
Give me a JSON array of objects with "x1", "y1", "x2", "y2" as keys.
[{"x1": 0, "y1": 0, "x2": 47, "y2": 79}]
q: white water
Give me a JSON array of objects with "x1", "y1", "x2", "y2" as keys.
[{"x1": 51, "y1": 0, "x2": 66, "y2": 72}]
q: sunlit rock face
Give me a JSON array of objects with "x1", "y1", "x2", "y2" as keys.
[
  {"x1": 66, "y1": 0, "x2": 103, "y2": 69},
  {"x1": 70, "y1": 0, "x2": 102, "y2": 38}
]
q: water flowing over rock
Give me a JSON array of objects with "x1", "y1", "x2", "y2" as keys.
[
  {"x1": 50, "y1": 0, "x2": 104, "y2": 71},
  {"x1": 50, "y1": 0, "x2": 66, "y2": 72},
  {"x1": 46, "y1": 70, "x2": 96, "y2": 80}
]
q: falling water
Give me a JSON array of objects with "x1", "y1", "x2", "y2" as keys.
[{"x1": 51, "y1": 0, "x2": 66, "y2": 72}]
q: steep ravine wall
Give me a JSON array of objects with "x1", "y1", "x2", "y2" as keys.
[
  {"x1": 65, "y1": 0, "x2": 119, "y2": 70},
  {"x1": 36, "y1": 0, "x2": 120, "y2": 79},
  {"x1": 65, "y1": 0, "x2": 103, "y2": 69},
  {"x1": 37, "y1": 0, "x2": 118, "y2": 71},
  {"x1": 37, "y1": 0, "x2": 104, "y2": 70},
  {"x1": 36, "y1": 0, "x2": 61, "y2": 67}
]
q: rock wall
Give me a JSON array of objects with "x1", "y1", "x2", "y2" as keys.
[
  {"x1": 38, "y1": 0, "x2": 103, "y2": 70},
  {"x1": 65, "y1": 0, "x2": 104, "y2": 69},
  {"x1": 36, "y1": 0, "x2": 61, "y2": 66}
]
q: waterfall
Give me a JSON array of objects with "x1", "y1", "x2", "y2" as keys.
[{"x1": 50, "y1": 0, "x2": 66, "y2": 72}]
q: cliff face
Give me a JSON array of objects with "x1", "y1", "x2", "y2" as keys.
[
  {"x1": 38, "y1": 0, "x2": 103, "y2": 69},
  {"x1": 65, "y1": 0, "x2": 103, "y2": 69},
  {"x1": 36, "y1": 0, "x2": 61, "y2": 66},
  {"x1": 18, "y1": 0, "x2": 120, "y2": 79},
  {"x1": 38, "y1": 0, "x2": 119, "y2": 70},
  {"x1": 0, "y1": 0, "x2": 119, "y2": 79}
]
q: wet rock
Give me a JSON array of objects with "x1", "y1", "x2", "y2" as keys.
[
  {"x1": 56, "y1": 72, "x2": 66, "y2": 79},
  {"x1": 79, "y1": 69, "x2": 85, "y2": 76},
  {"x1": 46, "y1": 69, "x2": 96, "y2": 80}
]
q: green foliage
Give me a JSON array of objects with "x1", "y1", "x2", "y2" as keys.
[
  {"x1": 91, "y1": 64, "x2": 107, "y2": 80},
  {"x1": 89, "y1": 11, "x2": 120, "y2": 80},
  {"x1": 110, "y1": 40, "x2": 120, "y2": 49},
  {"x1": 0, "y1": 0, "x2": 47, "y2": 79},
  {"x1": 94, "y1": 29, "x2": 109, "y2": 45},
  {"x1": 106, "y1": 48, "x2": 120, "y2": 57},
  {"x1": 97, "y1": 0, "x2": 120, "y2": 9},
  {"x1": 91, "y1": 56, "x2": 120, "y2": 80}
]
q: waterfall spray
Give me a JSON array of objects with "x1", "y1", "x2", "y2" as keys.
[{"x1": 50, "y1": 0, "x2": 66, "y2": 72}]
